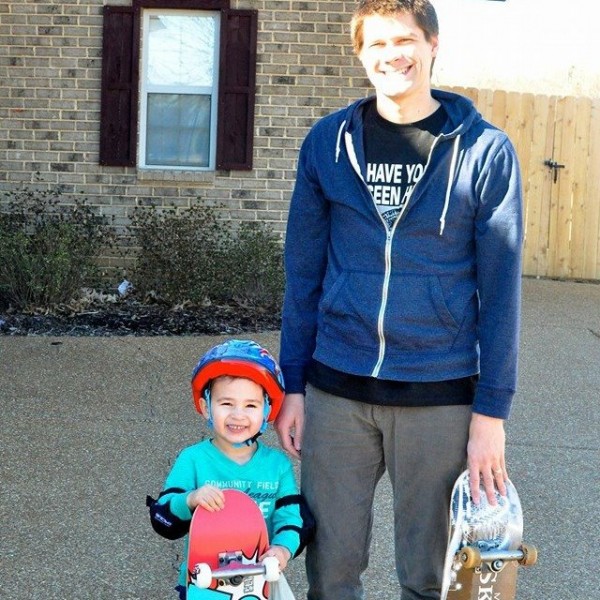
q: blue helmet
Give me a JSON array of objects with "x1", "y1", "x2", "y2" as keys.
[{"x1": 191, "y1": 339, "x2": 285, "y2": 425}]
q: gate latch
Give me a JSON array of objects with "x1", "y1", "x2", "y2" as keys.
[{"x1": 544, "y1": 159, "x2": 565, "y2": 183}]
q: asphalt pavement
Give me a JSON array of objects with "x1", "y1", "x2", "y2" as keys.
[{"x1": 1, "y1": 277, "x2": 599, "y2": 599}]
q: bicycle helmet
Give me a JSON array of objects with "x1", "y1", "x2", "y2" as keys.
[{"x1": 191, "y1": 340, "x2": 285, "y2": 435}]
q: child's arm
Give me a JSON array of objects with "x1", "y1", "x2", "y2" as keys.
[
  {"x1": 268, "y1": 461, "x2": 316, "y2": 564},
  {"x1": 148, "y1": 483, "x2": 225, "y2": 539},
  {"x1": 147, "y1": 483, "x2": 192, "y2": 540},
  {"x1": 147, "y1": 446, "x2": 198, "y2": 539}
]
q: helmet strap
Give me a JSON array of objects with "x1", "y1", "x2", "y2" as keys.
[
  {"x1": 203, "y1": 388, "x2": 214, "y2": 430},
  {"x1": 262, "y1": 392, "x2": 271, "y2": 432},
  {"x1": 232, "y1": 432, "x2": 261, "y2": 448}
]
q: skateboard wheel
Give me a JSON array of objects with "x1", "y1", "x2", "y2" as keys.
[
  {"x1": 459, "y1": 546, "x2": 482, "y2": 570},
  {"x1": 519, "y1": 544, "x2": 538, "y2": 567},
  {"x1": 192, "y1": 563, "x2": 213, "y2": 588},
  {"x1": 262, "y1": 556, "x2": 280, "y2": 582}
]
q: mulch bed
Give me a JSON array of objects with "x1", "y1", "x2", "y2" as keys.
[{"x1": 0, "y1": 299, "x2": 281, "y2": 337}]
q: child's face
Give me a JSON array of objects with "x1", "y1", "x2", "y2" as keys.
[{"x1": 202, "y1": 376, "x2": 266, "y2": 452}]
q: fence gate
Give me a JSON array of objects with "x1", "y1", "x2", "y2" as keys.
[{"x1": 448, "y1": 87, "x2": 600, "y2": 280}]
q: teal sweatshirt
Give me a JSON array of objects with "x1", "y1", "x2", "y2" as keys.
[{"x1": 157, "y1": 439, "x2": 302, "y2": 587}]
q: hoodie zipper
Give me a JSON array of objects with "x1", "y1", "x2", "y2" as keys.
[
  {"x1": 343, "y1": 125, "x2": 459, "y2": 378},
  {"x1": 372, "y1": 229, "x2": 394, "y2": 375},
  {"x1": 371, "y1": 135, "x2": 445, "y2": 377}
]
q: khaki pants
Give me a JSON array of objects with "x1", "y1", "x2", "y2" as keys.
[{"x1": 301, "y1": 385, "x2": 472, "y2": 600}]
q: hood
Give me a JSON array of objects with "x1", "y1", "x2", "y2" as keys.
[
  {"x1": 341, "y1": 88, "x2": 481, "y2": 139},
  {"x1": 334, "y1": 89, "x2": 483, "y2": 235}
]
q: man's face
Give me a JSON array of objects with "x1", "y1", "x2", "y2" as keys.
[{"x1": 358, "y1": 12, "x2": 438, "y2": 104}]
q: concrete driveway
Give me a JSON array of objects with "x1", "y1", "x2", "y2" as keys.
[{"x1": 1, "y1": 277, "x2": 598, "y2": 599}]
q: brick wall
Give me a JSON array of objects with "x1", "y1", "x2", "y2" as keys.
[{"x1": 0, "y1": 1, "x2": 370, "y2": 272}]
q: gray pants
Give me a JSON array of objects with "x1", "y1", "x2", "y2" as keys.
[{"x1": 301, "y1": 385, "x2": 472, "y2": 600}]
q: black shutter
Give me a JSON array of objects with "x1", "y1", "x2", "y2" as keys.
[
  {"x1": 216, "y1": 9, "x2": 257, "y2": 171},
  {"x1": 99, "y1": 6, "x2": 139, "y2": 167}
]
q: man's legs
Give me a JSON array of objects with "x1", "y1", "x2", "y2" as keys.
[
  {"x1": 302, "y1": 385, "x2": 386, "y2": 600},
  {"x1": 376, "y1": 404, "x2": 472, "y2": 600}
]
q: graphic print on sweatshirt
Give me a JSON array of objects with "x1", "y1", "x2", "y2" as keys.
[
  {"x1": 363, "y1": 101, "x2": 447, "y2": 229},
  {"x1": 203, "y1": 477, "x2": 280, "y2": 515}
]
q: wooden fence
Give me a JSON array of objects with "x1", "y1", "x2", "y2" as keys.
[{"x1": 448, "y1": 87, "x2": 600, "y2": 281}]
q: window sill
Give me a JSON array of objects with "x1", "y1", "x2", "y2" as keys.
[{"x1": 136, "y1": 169, "x2": 217, "y2": 184}]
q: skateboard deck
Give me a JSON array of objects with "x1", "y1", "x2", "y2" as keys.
[
  {"x1": 441, "y1": 470, "x2": 537, "y2": 600},
  {"x1": 187, "y1": 489, "x2": 279, "y2": 599}
]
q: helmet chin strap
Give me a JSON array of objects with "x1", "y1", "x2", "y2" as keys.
[
  {"x1": 203, "y1": 388, "x2": 215, "y2": 430},
  {"x1": 204, "y1": 389, "x2": 271, "y2": 448}
]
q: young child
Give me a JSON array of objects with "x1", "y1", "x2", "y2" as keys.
[{"x1": 147, "y1": 339, "x2": 313, "y2": 599}]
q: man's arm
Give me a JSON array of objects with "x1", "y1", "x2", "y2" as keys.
[
  {"x1": 278, "y1": 131, "x2": 330, "y2": 458},
  {"x1": 471, "y1": 135, "x2": 524, "y2": 503}
]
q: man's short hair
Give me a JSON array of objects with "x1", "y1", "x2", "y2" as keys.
[{"x1": 351, "y1": 0, "x2": 439, "y2": 55}]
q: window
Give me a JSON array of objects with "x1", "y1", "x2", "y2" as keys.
[
  {"x1": 100, "y1": 1, "x2": 257, "y2": 171},
  {"x1": 140, "y1": 10, "x2": 220, "y2": 169}
]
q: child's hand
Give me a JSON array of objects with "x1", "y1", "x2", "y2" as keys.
[
  {"x1": 260, "y1": 545, "x2": 291, "y2": 571},
  {"x1": 186, "y1": 485, "x2": 225, "y2": 511}
]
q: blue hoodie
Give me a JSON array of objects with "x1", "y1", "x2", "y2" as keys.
[{"x1": 280, "y1": 89, "x2": 523, "y2": 420}]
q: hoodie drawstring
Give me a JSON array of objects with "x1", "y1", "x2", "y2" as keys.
[
  {"x1": 338, "y1": 114, "x2": 460, "y2": 236},
  {"x1": 335, "y1": 120, "x2": 346, "y2": 163},
  {"x1": 439, "y1": 134, "x2": 461, "y2": 236}
]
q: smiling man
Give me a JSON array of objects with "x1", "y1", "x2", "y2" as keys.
[{"x1": 276, "y1": 1, "x2": 524, "y2": 599}]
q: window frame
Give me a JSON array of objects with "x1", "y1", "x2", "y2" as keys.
[
  {"x1": 138, "y1": 9, "x2": 221, "y2": 171},
  {"x1": 99, "y1": 0, "x2": 257, "y2": 171}
]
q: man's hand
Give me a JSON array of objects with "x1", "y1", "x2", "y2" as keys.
[
  {"x1": 467, "y1": 413, "x2": 507, "y2": 505},
  {"x1": 274, "y1": 393, "x2": 305, "y2": 460}
]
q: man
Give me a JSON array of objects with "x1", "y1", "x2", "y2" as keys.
[{"x1": 275, "y1": 1, "x2": 523, "y2": 598}]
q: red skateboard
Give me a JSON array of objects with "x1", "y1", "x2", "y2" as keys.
[{"x1": 187, "y1": 489, "x2": 280, "y2": 599}]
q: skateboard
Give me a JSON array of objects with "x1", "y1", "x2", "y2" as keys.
[
  {"x1": 441, "y1": 470, "x2": 537, "y2": 600},
  {"x1": 187, "y1": 489, "x2": 280, "y2": 599}
]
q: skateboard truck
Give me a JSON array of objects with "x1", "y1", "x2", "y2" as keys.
[
  {"x1": 447, "y1": 544, "x2": 537, "y2": 593},
  {"x1": 458, "y1": 544, "x2": 538, "y2": 570},
  {"x1": 191, "y1": 554, "x2": 280, "y2": 589},
  {"x1": 450, "y1": 544, "x2": 537, "y2": 592}
]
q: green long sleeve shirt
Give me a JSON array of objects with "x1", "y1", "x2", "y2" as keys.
[{"x1": 158, "y1": 439, "x2": 303, "y2": 587}]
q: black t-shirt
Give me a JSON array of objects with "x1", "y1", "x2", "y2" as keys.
[
  {"x1": 364, "y1": 99, "x2": 447, "y2": 228},
  {"x1": 308, "y1": 360, "x2": 477, "y2": 407},
  {"x1": 308, "y1": 100, "x2": 476, "y2": 408}
]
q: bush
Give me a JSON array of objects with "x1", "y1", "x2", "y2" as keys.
[
  {"x1": 0, "y1": 189, "x2": 115, "y2": 311},
  {"x1": 221, "y1": 221, "x2": 285, "y2": 308},
  {"x1": 129, "y1": 203, "x2": 284, "y2": 310}
]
